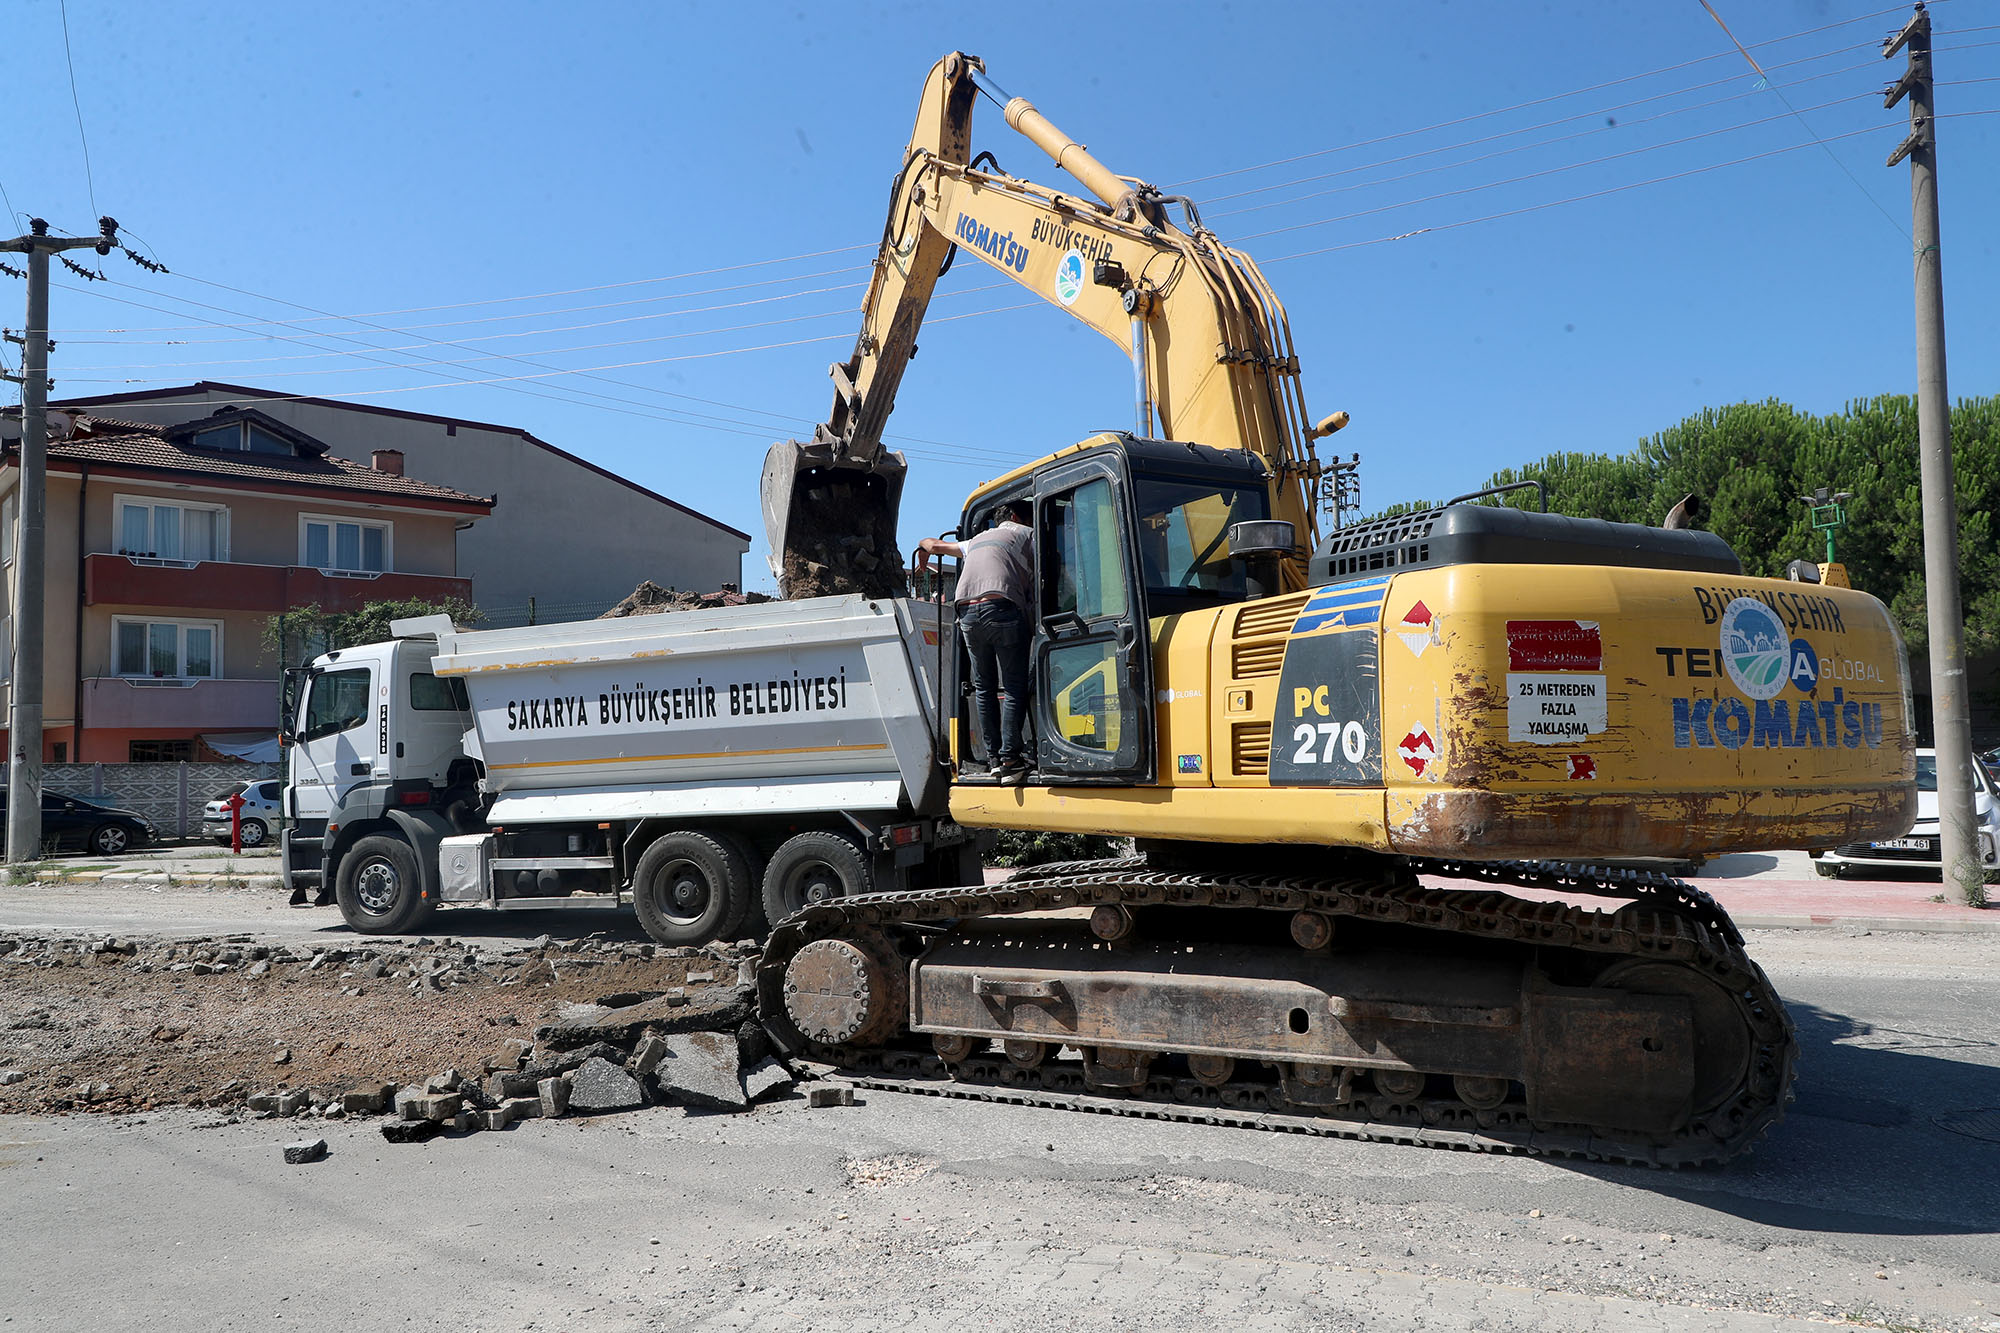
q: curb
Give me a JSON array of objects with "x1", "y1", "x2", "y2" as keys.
[{"x1": 1731, "y1": 912, "x2": 2000, "y2": 935}]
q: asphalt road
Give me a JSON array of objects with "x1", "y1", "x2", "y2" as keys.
[{"x1": 2, "y1": 930, "x2": 1996, "y2": 1332}]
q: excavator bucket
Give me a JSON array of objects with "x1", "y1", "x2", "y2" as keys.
[{"x1": 761, "y1": 437, "x2": 909, "y2": 601}]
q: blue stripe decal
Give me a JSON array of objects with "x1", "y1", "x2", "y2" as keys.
[{"x1": 1291, "y1": 576, "x2": 1390, "y2": 634}]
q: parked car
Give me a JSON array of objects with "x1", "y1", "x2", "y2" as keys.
[
  {"x1": 1811, "y1": 748, "x2": 2000, "y2": 880},
  {"x1": 200, "y1": 779, "x2": 282, "y2": 848},
  {"x1": 0, "y1": 791, "x2": 155, "y2": 856}
]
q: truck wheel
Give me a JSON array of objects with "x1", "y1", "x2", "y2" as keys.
[
  {"x1": 335, "y1": 835, "x2": 435, "y2": 934},
  {"x1": 762, "y1": 830, "x2": 872, "y2": 925},
  {"x1": 632, "y1": 832, "x2": 746, "y2": 946},
  {"x1": 712, "y1": 831, "x2": 767, "y2": 939}
]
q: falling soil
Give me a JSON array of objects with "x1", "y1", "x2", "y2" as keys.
[
  {"x1": 0, "y1": 932, "x2": 745, "y2": 1116},
  {"x1": 775, "y1": 471, "x2": 907, "y2": 601}
]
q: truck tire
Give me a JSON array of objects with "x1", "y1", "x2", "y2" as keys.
[
  {"x1": 762, "y1": 830, "x2": 872, "y2": 926},
  {"x1": 335, "y1": 834, "x2": 435, "y2": 935},
  {"x1": 632, "y1": 831, "x2": 747, "y2": 946},
  {"x1": 712, "y1": 831, "x2": 767, "y2": 939}
]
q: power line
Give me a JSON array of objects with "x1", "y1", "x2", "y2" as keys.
[
  {"x1": 1199, "y1": 40, "x2": 1879, "y2": 209},
  {"x1": 1168, "y1": 3, "x2": 1922, "y2": 191},
  {"x1": 1695, "y1": 0, "x2": 1907, "y2": 238},
  {"x1": 1262, "y1": 121, "x2": 1890, "y2": 264},
  {"x1": 1233, "y1": 94, "x2": 1898, "y2": 244},
  {"x1": 56, "y1": 0, "x2": 99, "y2": 221},
  {"x1": 1208, "y1": 79, "x2": 1880, "y2": 226}
]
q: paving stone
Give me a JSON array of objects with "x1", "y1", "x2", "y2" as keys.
[
  {"x1": 283, "y1": 1138, "x2": 328, "y2": 1164},
  {"x1": 407, "y1": 1092, "x2": 461, "y2": 1122},
  {"x1": 538, "y1": 1075, "x2": 571, "y2": 1118},
  {"x1": 481, "y1": 1105, "x2": 516, "y2": 1132},
  {"x1": 425, "y1": 1069, "x2": 468, "y2": 1093},
  {"x1": 246, "y1": 1091, "x2": 280, "y2": 1113},
  {"x1": 567, "y1": 1057, "x2": 645, "y2": 1115},
  {"x1": 808, "y1": 1086, "x2": 855, "y2": 1108},
  {"x1": 493, "y1": 1070, "x2": 541, "y2": 1099},
  {"x1": 484, "y1": 1038, "x2": 534, "y2": 1073},
  {"x1": 276, "y1": 1090, "x2": 310, "y2": 1116},
  {"x1": 501, "y1": 1095, "x2": 543, "y2": 1122},
  {"x1": 380, "y1": 1120, "x2": 443, "y2": 1145},
  {"x1": 742, "y1": 1057, "x2": 795, "y2": 1104},
  {"x1": 630, "y1": 1033, "x2": 669, "y2": 1076},
  {"x1": 653, "y1": 1032, "x2": 746, "y2": 1112},
  {"x1": 394, "y1": 1086, "x2": 426, "y2": 1120},
  {"x1": 449, "y1": 1110, "x2": 477, "y2": 1133},
  {"x1": 341, "y1": 1083, "x2": 395, "y2": 1115}
]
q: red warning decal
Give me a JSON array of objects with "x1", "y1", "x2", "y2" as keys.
[
  {"x1": 1396, "y1": 601, "x2": 1434, "y2": 658},
  {"x1": 1507, "y1": 620, "x2": 1602, "y2": 672},
  {"x1": 1397, "y1": 725, "x2": 1437, "y2": 776},
  {"x1": 1567, "y1": 754, "x2": 1596, "y2": 780}
]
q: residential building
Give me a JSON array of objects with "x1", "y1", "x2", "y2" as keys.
[
  {"x1": 56, "y1": 383, "x2": 752, "y2": 621},
  {"x1": 0, "y1": 406, "x2": 493, "y2": 763}
]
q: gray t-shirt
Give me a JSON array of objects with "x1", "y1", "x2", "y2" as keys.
[{"x1": 955, "y1": 521, "x2": 1033, "y2": 613}]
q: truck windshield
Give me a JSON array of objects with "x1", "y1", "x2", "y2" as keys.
[
  {"x1": 301, "y1": 667, "x2": 371, "y2": 741},
  {"x1": 1133, "y1": 474, "x2": 1271, "y2": 615}
]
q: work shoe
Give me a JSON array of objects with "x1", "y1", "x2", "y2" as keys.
[{"x1": 995, "y1": 760, "x2": 1032, "y2": 786}]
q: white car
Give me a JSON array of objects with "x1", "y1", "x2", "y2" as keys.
[
  {"x1": 200, "y1": 779, "x2": 283, "y2": 848},
  {"x1": 1812, "y1": 748, "x2": 2000, "y2": 879}
]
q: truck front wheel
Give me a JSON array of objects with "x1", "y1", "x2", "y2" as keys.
[
  {"x1": 335, "y1": 835, "x2": 435, "y2": 935},
  {"x1": 762, "y1": 830, "x2": 872, "y2": 926},
  {"x1": 632, "y1": 832, "x2": 748, "y2": 946}
]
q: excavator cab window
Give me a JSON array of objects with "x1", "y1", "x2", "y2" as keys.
[{"x1": 1133, "y1": 474, "x2": 1270, "y2": 615}]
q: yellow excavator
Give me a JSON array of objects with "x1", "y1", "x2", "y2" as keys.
[{"x1": 758, "y1": 53, "x2": 1915, "y2": 1164}]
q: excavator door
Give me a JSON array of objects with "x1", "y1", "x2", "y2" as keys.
[{"x1": 1029, "y1": 456, "x2": 1154, "y2": 783}]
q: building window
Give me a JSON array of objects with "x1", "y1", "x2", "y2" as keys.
[
  {"x1": 300, "y1": 515, "x2": 390, "y2": 573},
  {"x1": 113, "y1": 617, "x2": 220, "y2": 679},
  {"x1": 191, "y1": 422, "x2": 295, "y2": 457},
  {"x1": 116, "y1": 497, "x2": 229, "y2": 562},
  {"x1": 51, "y1": 742, "x2": 66, "y2": 762},
  {"x1": 129, "y1": 739, "x2": 195, "y2": 763},
  {"x1": 2, "y1": 492, "x2": 14, "y2": 565}
]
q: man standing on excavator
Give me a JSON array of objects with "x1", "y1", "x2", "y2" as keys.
[{"x1": 917, "y1": 500, "x2": 1034, "y2": 784}]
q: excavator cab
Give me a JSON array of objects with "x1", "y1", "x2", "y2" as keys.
[{"x1": 951, "y1": 434, "x2": 1281, "y2": 784}]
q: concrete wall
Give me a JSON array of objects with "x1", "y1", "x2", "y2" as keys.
[
  {"x1": 86, "y1": 390, "x2": 750, "y2": 617},
  {"x1": 30, "y1": 760, "x2": 282, "y2": 839}
]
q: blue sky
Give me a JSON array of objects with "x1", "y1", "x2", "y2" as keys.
[{"x1": 7, "y1": 1, "x2": 1995, "y2": 593}]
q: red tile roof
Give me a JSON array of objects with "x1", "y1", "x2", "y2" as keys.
[{"x1": 11, "y1": 417, "x2": 493, "y2": 512}]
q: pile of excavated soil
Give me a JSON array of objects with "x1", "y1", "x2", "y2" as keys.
[
  {"x1": 0, "y1": 931, "x2": 753, "y2": 1116},
  {"x1": 599, "y1": 580, "x2": 774, "y2": 618}
]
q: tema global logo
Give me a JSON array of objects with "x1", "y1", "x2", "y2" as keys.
[
  {"x1": 1053, "y1": 250, "x2": 1085, "y2": 306},
  {"x1": 1718, "y1": 597, "x2": 1789, "y2": 700}
]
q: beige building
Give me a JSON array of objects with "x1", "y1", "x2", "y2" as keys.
[
  {"x1": 57, "y1": 383, "x2": 751, "y2": 621},
  {"x1": 0, "y1": 407, "x2": 492, "y2": 763}
]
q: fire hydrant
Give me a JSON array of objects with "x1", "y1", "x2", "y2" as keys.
[{"x1": 223, "y1": 789, "x2": 247, "y2": 854}]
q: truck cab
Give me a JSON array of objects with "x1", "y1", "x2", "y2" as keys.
[{"x1": 282, "y1": 632, "x2": 474, "y2": 915}]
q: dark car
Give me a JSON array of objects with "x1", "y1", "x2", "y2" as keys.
[{"x1": 0, "y1": 791, "x2": 155, "y2": 856}]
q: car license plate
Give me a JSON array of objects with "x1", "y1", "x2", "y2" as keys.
[{"x1": 1871, "y1": 837, "x2": 1931, "y2": 851}]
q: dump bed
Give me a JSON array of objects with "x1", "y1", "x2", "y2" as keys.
[{"x1": 428, "y1": 595, "x2": 949, "y2": 822}]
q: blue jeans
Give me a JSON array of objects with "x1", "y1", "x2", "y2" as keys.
[{"x1": 959, "y1": 599, "x2": 1030, "y2": 768}]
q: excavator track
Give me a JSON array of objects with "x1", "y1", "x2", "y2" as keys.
[{"x1": 756, "y1": 857, "x2": 1793, "y2": 1168}]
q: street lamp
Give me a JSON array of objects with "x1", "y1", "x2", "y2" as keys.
[{"x1": 1799, "y1": 486, "x2": 1853, "y2": 564}]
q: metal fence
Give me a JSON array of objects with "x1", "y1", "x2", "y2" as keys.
[{"x1": 8, "y1": 761, "x2": 284, "y2": 841}]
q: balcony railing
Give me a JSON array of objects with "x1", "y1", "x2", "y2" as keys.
[
  {"x1": 84, "y1": 553, "x2": 471, "y2": 613},
  {"x1": 80, "y1": 676, "x2": 282, "y2": 730}
]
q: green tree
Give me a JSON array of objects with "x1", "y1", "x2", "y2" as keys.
[{"x1": 263, "y1": 596, "x2": 482, "y2": 668}]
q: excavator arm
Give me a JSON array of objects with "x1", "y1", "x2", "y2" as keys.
[{"x1": 763, "y1": 52, "x2": 1343, "y2": 597}]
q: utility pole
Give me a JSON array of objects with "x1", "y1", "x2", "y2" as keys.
[
  {"x1": 1884, "y1": 7, "x2": 1983, "y2": 904},
  {"x1": 0, "y1": 217, "x2": 118, "y2": 863}
]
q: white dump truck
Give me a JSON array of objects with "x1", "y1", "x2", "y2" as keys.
[{"x1": 279, "y1": 597, "x2": 981, "y2": 942}]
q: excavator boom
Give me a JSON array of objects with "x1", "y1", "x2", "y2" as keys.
[{"x1": 763, "y1": 53, "x2": 1335, "y2": 597}]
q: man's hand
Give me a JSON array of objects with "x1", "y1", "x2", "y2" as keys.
[{"x1": 915, "y1": 536, "x2": 961, "y2": 573}]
